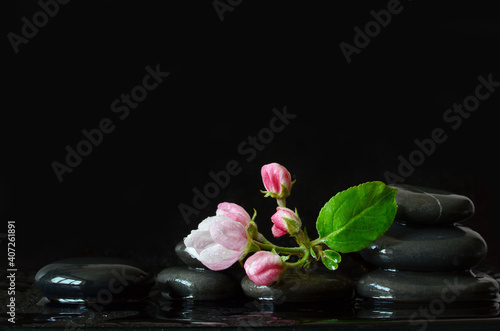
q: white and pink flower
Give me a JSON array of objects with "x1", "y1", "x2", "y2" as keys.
[{"x1": 184, "y1": 203, "x2": 251, "y2": 271}]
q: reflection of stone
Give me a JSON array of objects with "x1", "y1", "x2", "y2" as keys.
[
  {"x1": 391, "y1": 184, "x2": 474, "y2": 225},
  {"x1": 156, "y1": 266, "x2": 241, "y2": 300},
  {"x1": 356, "y1": 298, "x2": 500, "y2": 320},
  {"x1": 360, "y1": 223, "x2": 487, "y2": 271},
  {"x1": 241, "y1": 268, "x2": 353, "y2": 303},
  {"x1": 35, "y1": 258, "x2": 154, "y2": 304},
  {"x1": 357, "y1": 184, "x2": 499, "y2": 312}
]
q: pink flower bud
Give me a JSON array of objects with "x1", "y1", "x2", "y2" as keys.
[
  {"x1": 271, "y1": 207, "x2": 302, "y2": 237},
  {"x1": 244, "y1": 251, "x2": 285, "y2": 286},
  {"x1": 184, "y1": 214, "x2": 250, "y2": 271},
  {"x1": 261, "y1": 163, "x2": 293, "y2": 199},
  {"x1": 216, "y1": 202, "x2": 251, "y2": 227}
]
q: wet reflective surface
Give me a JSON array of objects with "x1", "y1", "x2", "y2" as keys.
[
  {"x1": 356, "y1": 298, "x2": 500, "y2": 320},
  {"x1": 2, "y1": 269, "x2": 500, "y2": 329}
]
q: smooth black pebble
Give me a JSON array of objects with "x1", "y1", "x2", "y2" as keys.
[
  {"x1": 391, "y1": 184, "x2": 475, "y2": 225},
  {"x1": 156, "y1": 266, "x2": 241, "y2": 300},
  {"x1": 356, "y1": 269, "x2": 499, "y2": 303},
  {"x1": 241, "y1": 269, "x2": 353, "y2": 303},
  {"x1": 359, "y1": 223, "x2": 487, "y2": 271},
  {"x1": 35, "y1": 257, "x2": 154, "y2": 304}
]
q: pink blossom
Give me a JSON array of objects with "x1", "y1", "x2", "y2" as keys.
[
  {"x1": 244, "y1": 251, "x2": 285, "y2": 286},
  {"x1": 261, "y1": 163, "x2": 293, "y2": 199},
  {"x1": 216, "y1": 202, "x2": 251, "y2": 227},
  {"x1": 271, "y1": 207, "x2": 302, "y2": 237},
  {"x1": 184, "y1": 215, "x2": 249, "y2": 271}
]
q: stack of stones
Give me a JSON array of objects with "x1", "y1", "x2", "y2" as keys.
[{"x1": 356, "y1": 184, "x2": 499, "y2": 315}]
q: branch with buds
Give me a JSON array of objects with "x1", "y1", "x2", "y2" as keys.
[{"x1": 184, "y1": 162, "x2": 398, "y2": 286}]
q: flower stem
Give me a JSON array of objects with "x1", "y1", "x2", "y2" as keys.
[
  {"x1": 310, "y1": 237, "x2": 325, "y2": 247},
  {"x1": 277, "y1": 198, "x2": 286, "y2": 207},
  {"x1": 254, "y1": 241, "x2": 304, "y2": 255},
  {"x1": 285, "y1": 247, "x2": 310, "y2": 269},
  {"x1": 255, "y1": 232, "x2": 272, "y2": 245}
]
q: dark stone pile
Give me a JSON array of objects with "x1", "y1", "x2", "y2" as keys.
[{"x1": 356, "y1": 185, "x2": 499, "y2": 315}]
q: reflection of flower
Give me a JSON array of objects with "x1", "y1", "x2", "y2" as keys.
[
  {"x1": 261, "y1": 163, "x2": 293, "y2": 199},
  {"x1": 244, "y1": 251, "x2": 285, "y2": 286},
  {"x1": 184, "y1": 203, "x2": 251, "y2": 271},
  {"x1": 271, "y1": 207, "x2": 302, "y2": 237}
]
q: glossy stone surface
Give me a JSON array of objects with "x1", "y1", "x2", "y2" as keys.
[
  {"x1": 356, "y1": 269, "x2": 500, "y2": 303},
  {"x1": 241, "y1": 269, "x2": 353, "y2": 302},
  {"x1": 156, "y1": 266, "x2": 241, "y2": 300},
  {"x1": 359, "y1": 223, "x2": 487, "y2": 271},
  {"x1": 175, "y1": 241, "x2": 205, "y2": 269},
  {"x1": 391, "y1": 184, "x2": 475, "y2": 225},
  {"x1": 35, "y1": 258, "x2": 154, "y2": 303}
]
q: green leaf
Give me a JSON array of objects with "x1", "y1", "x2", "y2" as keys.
[
  {"x1": 316, "y1": 181, "x2": 397, "y2": 253},
  {"x1": 310, "y1": 246, "x2": 318, "y2": 260},
  {"x1": 321, "y1": 250, "x2": 341, "y2": 270}
]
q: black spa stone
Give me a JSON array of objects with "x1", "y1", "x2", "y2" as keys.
[
  {"x1": 391, "y1": 184, "x2": 475, "y2": 225},
  {"x1": 175, "y1": 241, "x2": 205, "y2": 269},
  {"x1": 156, "y1": 266, "x2": 241, "y2": 300},
  {"x1": 241, "y1": 269, "x2": 353, "y2": 302},
  {"x1": 359, "y1": 223, "x2": 487, "y2": 271},
  {"x1": 35, "y1": 258, "x2": 154, "y2": 304},
  {"x1": 356, "y1": 269, "x2": 499, "y2": 303}
]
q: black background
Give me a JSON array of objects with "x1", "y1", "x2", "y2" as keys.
[{"x1": 2, "y1": 1, "x2": 499, "y2": 272}]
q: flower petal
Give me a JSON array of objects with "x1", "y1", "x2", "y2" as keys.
[
  {"x1": 261, "y1": 163, "x2": 292, "y2": 197},
  {"x1": 199, "y1": 243, "x2": 241, "y2": 271},
  {"x1": 184, "y1": 229, "x2": 214, "y2": 253},
  {"x1": 244, "y1": 251, "x2": 284, "y2": 286},
  {"x1": 251, "y1": 268, "x2": 283, "y2": 286},
  {"x1": 271, "y1": 224, "x2": 288, "y2": 238},
  {"x1": 261, "y1": 165, "x2": 279, "y2": 193},
  {"x1": 216, "y1": 202, "x2": 251, "y2": 227},
  {"x1": 184, "y1": 216, "x2": 222, "y2": 259},
  {"x1": 210, "y1": 217, "x2": 248, "y2": 251},
  {"x1": 197, "y1": 216, "x2": 221, "y2": 231}
]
